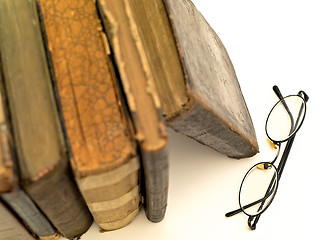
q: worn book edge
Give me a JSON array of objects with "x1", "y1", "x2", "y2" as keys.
[
  {"x1": 76, "y1": 156, "x2": 141, "y2": 231},
  {"x1": 97, "y1": 0, "x2": 169, "y2": 223},
  {"x1": 163, "y1": 0, "x2": 258, "y2": 158}
]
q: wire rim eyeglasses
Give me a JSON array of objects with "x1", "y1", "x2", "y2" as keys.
[{"x1": 225, "y1": 85, "x2": 308, "y2": 230}]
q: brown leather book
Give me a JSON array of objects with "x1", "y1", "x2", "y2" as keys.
[
  {"x1": 0, "y1": 64, "x2": 58, "y2": 239},
  {"x1": 99, "y1": 0, "x2": 258, "y2": 159},
  {"x1": 38, "y1": 0, "x2": 141, "y2": 231},
  {"x1": 97, "y1": 0, "x2": 169, "y2": 223},
  {"x1": 0, "y1": 0, "x2": 92, "y2": 238},
  {"x1": 0, "y1": 201, "x2": 34, "y2": 240}
]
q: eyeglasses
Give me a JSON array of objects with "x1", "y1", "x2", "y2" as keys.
[{"x1": 225, "y1": 85, "x2": 309, "y2": 230}]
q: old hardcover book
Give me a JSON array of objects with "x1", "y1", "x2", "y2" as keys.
[
  {"x1": 162, "y1": 0, "x2": 258, "y2": 158},
  {"x1": 0, "y1": 0, "x2": 92, "y2": 238},
  {"x1": 38, "y1": 0, "x2": 141, "y2": 231},
  {"x1": 100, "y1": 0, "x2": 258, "y2": 159},
  {"x1": 0, "y1": 201, "x2": 34, "y2": 240},
  {"x1": 98, "y1": 0, "x2": 169, "y2": 223},
  {"x1": 0, "y1": 66, "x2": 58, "y2": 239}
]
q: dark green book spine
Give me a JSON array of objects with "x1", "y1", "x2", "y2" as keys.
[{"x1": 0, "y1": 0, "x2": 92, "y2": 238}]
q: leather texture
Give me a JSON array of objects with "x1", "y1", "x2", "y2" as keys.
[
  {"x1": 97, "y1": 0, "x2": 169, "y2": 223},
  {"x1": 38, "y1": 0, "x2": 141, "y2": 230},
  {"x1": 0, "y1": 0, "x2": 92, "y2": 238},
  {"x1": 164, "y1": 0, "x2": 259, "y2": 158}
]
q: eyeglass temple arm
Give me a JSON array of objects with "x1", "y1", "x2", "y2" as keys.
[
  {"x1": 272, "y1": 85, "x2": 284, "y2": 100},
  {"x1": 225, "y1": 199, "x2": 263, "y2": 217},
  {"x1": 248, "y1": 215, "x2": 260, "y2": 230},
  {"x1": 277, "y1": 135, "x2": 294, "y2": 179},
  {"x1": 298, "y1": 90, "x2": 309, "y2": 102},
  {"x1": 273, "y1": 85, "x2": 296, "y2": 134},
  {"x1": 278, "y1": 89, "x2": 308, "y2": 178}
]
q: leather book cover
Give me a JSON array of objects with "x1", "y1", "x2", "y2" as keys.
[
  {"x1": 97, "y1": 0, "x2": 169, "y2": 223},
  {"x1": 163, "y1": 0, "x2": 259, "y2": 158},
  {"x1": 96, "y1": 0, "x2": 258, "y2": 159},
  {"x1": 38, "y1": 0, "x2": 141, "y2": 231},
  {"x1": 0, "y1": 65, "x2": 58, "y2": 239},
  {"x1": 0, "y1": 0, "x2": 92, "y2": 238}
]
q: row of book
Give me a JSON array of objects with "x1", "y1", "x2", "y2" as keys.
[{"x1": 0, "y1": 0, "x2": 259, "y2": 239}]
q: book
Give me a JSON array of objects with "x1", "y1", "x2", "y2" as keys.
[
  {"x1": 162, "y1": 0, "x2": 259, "y2": 158},
  {"x1": 100, "y1": 0, "x2": 258, "y2": 159},
  {"x1": 0, "y1": 201, "x2": 34, "y2": 240},
  {"x1": 38, "y1": 0, "x2": 141, "y2": 231},
  {"x1": 0, "y1": 0, "x2": 92, "y2": 238},
  {"x1": 0, "y1": 66, "x2": 58, "y2": 239},
  {"x1": 97, "y1": 0, "x2": 169, "y2": 223}
]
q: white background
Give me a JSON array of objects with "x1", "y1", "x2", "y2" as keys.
[{"x1": 61, "y1": 0, "x2": 320, "y2": 239}]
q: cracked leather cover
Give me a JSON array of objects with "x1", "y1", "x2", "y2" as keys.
[{"x1": 38, "y1": 0, "x2": 141, "y2": 231}]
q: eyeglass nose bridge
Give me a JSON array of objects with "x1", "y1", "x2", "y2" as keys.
[{"x1": 256, "y1": 162, "x2": 273, "y2": 170}]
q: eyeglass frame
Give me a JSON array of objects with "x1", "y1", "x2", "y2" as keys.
[{"x1": 225, "y1": 85, "x2": 309, "y2": 230}]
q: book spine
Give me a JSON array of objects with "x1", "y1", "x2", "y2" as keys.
[
  {"x1": 24, "y1": 160, "x2": 92, "y2": 239},
  {"x1": 1, "y1": 40, "x2": 58, "y2": 239},
  {"x1": 0, "y1": 0, "x2": 93, "y2": 238},
  {"x1": 97, "y1": 0, "x2": 169, "y2": 223},
  {"x1": 37, "y1": 0, "x2": 141, "y2": 231},
  {"x1": 141, "y1": 146, "x2": 169, "y2": 222}
]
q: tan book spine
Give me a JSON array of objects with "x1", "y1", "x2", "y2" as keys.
[
  {"x1": 97, "y1": 0, "x2": 169, "y2": 222},
  {"x1": 38, "y1": 0, "x2": 141, "y2": 230}
]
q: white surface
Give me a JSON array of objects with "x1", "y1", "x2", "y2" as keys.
[{"x1": 62, "y1": 0, "x2": 320, "y2": 239}]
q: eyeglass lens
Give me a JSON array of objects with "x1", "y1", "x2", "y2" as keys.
[
  {"x1": 266, "y1": 95, "x2": 306, "y2": 142},
  {"x1": 239, "y1": 162, "x2": 278, "y2": 216}
]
